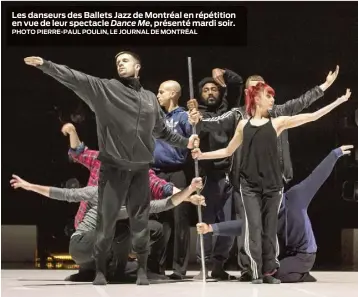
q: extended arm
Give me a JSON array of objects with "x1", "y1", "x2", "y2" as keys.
[
  {"x1": 197, "y1": 220, "x2": 243, "y2": 237},
  {"x1": 149, "y1": 177, "x2": 204, "y2": 213},
  {"x1": 49, "y1": 186, "x2": 98, "y2": 203},
  {"x1": 271, "y1": 86, "x2": 324, "y2": 116},
  {"x1": 24, "y1": 57, "x2": 104, "y2": 111},
  {"x1": 285, "y1": 146, "x2": 352, "y2": 208},
  {"x1": 275, "y1": 89, "x2": 352, "y2": 134},
  {"x1": 192, "y1": 120, "x2": 244, "y2": 160},
  {"x1": 10, "y1": 175, "x2": 97, "y2": 203},
  {"x1": 10, "y1": 175, "x2": 51, "y2": 198},
  {"x1": 170, "y1": 178, "x2": 204, "y2": 207},
  {"x1": 271, "y1": 66, "x2": 339, "y2": 116}
]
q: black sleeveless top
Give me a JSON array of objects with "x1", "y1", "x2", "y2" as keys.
[{"x1": 240, "y1": 118, "x2": 283, "y2": 191}]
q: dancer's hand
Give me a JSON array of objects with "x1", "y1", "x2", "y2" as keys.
[
  {"x1": 61, "y1": 123, "x2": 76, "y2": 136},
  {"x1": 24, "y1": 56, "x2": 44, "y2": 66},
  {"x1": 212, "y1": 68, "x2": 226, "y2": 87},
  {"x1": 187, "y1": 98, "x2": 199, "y2": 111},
  {"x1": 188, "y1": 109, "x2": 202, "y2": 125},
  {"x1": 189, "y1": 177, "x2": 203, "y2": 191},
  {"x1": 188, "y1": 194, "x2": 206, "y2": 206},
  {"x1": 191, "y1": 148, "x2": 202, "y2": 160},
  {"x1": 320, "y1": 65, "x2": 339, "y2": 91},
  {"x1": 188, "y1": 134, "x2": 199, "y2": 149},
  {"x1": 196, "y1": 223, "x2": 212, "y2": 234},
  {"x1": 336, "y1": 88, "x2": 352, "y2": 104},
  {"x1": 340, "y1": 145, "x2": 354, "y2": 155},
  {"x1": 10, "y1": 175, "x2": 32, "y2": 191}
]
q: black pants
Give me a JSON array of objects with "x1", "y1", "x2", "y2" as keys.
[
  {"x1": 233, "y1": 189, "x2": 247, "y2": 274},
  {"x1": 147, "y1": 219, "x2": 171, "y2": 274},
  {"x1": 276, "y1": 252, "x2": 316, "y2": 283},
  {"x1": 238, "y1": 180, "x2": 283, "y2": 279},
  {"x1": 69, "y1": 222, "x2": 132, "y2": 276},
  {"x1": 94, "y1": 164, "x2": 150, "y2": 277},
  {"x1": 172, "y1": 202, "x2": 198, "y2": 275},
  {"x1": 156, "y1": 170, "x2": 196, "y2": 276},
  {"x1": 198, "y1": 173, "x2": 235, "y2": 265}
]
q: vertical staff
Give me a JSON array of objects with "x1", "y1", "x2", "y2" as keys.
[{"x1": 188, "y1": 57, "x2": 206, "y2": 283}]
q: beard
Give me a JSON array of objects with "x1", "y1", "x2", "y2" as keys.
[{"x1": 206, "y1": 95, "x2": 220, "y2": 106}]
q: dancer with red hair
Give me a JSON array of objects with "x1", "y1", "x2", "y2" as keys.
[
  {"x1": 245, "y1": 83, "x2": 276, "y2": 116},
  {"x1": 191, "y1": 85, "x2": 352, "y2": 284}
]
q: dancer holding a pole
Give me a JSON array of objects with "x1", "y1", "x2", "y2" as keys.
[
  {"x1": 187, "y1": 57, "x2": 206, "y2": 282},
  {"x1": 191, "y1": 86, "x2": 352, "y2": 284},
  {"x1": 187, "y1": 63, "x2": 243, "y2": 281}
]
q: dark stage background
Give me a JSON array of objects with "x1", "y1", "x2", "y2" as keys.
[{"x1": 2, "y1": 2, "x2": 358, "y2": 269}]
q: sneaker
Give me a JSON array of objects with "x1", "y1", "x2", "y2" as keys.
[
  {"x1": 64, "y1": 270, "x2": 95, "y2": 282},
  {"x1": 211, "y1": 269, "x2": 237, "y2": 281},
  {"x1": 251, "y1": 278, "x2": 263, "y2": 284},
  {"x1": 239, "y1": 272, "x2": 252, "y2": 282},
  {"x1": 169, "y1": 272, "x2": 185, "y2": 280},
  {"x1": 303, "y1": 273, "x2": 317, "y2": 282},
  {"x1": 263, "y1": 275, "x2": 281, "y2": 284}
]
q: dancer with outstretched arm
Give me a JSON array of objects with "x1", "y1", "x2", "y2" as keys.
[
  {"x1": 191, "y1": 85, "x2": 352, "y2": 284},
  {"x1": 24, "y1": 53, "x2": 196, "y2": 286},
  {"x1": 196, "y1": 145, "x2": 353, "y2": 283}
]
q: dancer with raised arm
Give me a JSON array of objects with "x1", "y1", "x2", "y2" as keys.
[
  {"x1": 191, "y1": 85, "x2": 352, "y2": 284},
  {"x1": 196, "y1": 145, "x2": 353, "y2": 283},
  {"x1": 24, "y1": 53, "x2": 196, "y2": 286}
]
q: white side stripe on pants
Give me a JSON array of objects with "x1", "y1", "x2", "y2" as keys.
[
  {"x1": 239, "y1": 185, "x2": 259, "y2": 280},
  {"x1": 275, "y1": 188, "x2": 284, "y2": 265}
]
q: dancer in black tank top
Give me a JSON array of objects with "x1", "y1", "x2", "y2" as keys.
[
  {"x1": 240, "y1": 117, "x2": 283, "y2": 191},
  {"x1": 190, "y1": 84, "x2": 352, "y2": 283}
]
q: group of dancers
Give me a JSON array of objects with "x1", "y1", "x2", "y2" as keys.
[{"x1": 10, "y1": 51, "x2": 354, "y2": 285}]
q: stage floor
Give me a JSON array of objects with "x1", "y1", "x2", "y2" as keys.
[{"x1": 2, "y1": 270, "x2": 358, "y2": 297}]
